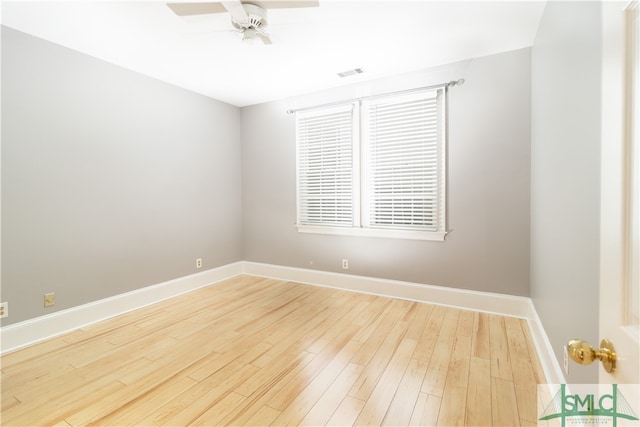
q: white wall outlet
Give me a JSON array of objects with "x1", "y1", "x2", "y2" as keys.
[
  {"x1": 342, "y1": 259, "x2": 349, "y2": 269},
  {"x1": 0, "y1": 302, "x2": 8, "y2": 319},
  {"x1": 196, "y1": 258, "x2": 202, "y2": 269},
  {"x1": 44, "y1": 293, "x2": 56, "y2": 308}
]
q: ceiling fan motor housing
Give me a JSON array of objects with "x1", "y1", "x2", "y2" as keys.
[{"x1": 232, "y1": 3, "x2": 268, "y2": 30}]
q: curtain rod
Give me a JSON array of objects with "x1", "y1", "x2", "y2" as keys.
[{"x1": 286, "y1": 78, "x2": 465, "y2": 115}]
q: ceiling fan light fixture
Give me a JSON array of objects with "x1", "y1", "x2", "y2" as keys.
[
  {"x1": 168, "y1": 0, "x2": 317, "y2": 45},
  {"x1": 242, "y1": 28, "x2": 259, "y2": 43}
]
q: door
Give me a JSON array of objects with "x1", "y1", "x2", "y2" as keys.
[{"x1": 600, "y1": 0, "x2": 639, "y2": 403}]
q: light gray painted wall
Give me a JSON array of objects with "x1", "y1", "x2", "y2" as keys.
[
  {"x1": 1, "y1": 26, "x2": 243, "y2": 325},
  {"x1": 241, "y1": 48, "x2": 531, "y2": 296},
  {"x1": 1, "y1": 26, "x2": 534, "y2": 328},
  {"x1": 530, "y1": 2, "x2": 602, "y2": 383}
]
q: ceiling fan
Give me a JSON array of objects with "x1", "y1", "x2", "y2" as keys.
[{"x1": 167, "y1": 1, "x2": 319, "y2": 45}]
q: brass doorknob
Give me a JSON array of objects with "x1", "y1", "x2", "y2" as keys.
[{"x1": 567, "y1": 339, "x2": 616, "y2": 373}]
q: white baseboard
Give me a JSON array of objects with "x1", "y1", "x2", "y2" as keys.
[
  {"x1": 243, "y1": 261, "x2": 533, "y2": 317},
  {"x1": 0, "y1": 262, "x2": 244, "y2": 354},
  {"x1": 0, "y1": 260, "x2": 565, "y2": 385},
  {"x1": 524, "y1": 301, "x2": 567, "y2": 385}
]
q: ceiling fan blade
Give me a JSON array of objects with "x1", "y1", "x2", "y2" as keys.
[
  {"x1": 221, "y1": 0, "x2": 248, "y2": 21},
  {"x1": 256, "y1": 1, "x2": 319, "y2": 9},
  {"x1": 167, "y1": 0, "x2": 318, "y2": 16},
  {"x1": 257, "y1": 33, "x2": 273, "y2": 45},
  {"x1": 166, "y1": 2, "x2": 227, "y2": 16}
]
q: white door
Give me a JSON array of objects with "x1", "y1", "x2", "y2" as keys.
[{"x1": 600, "y1": 0, "x2": 639, "y2": 404}]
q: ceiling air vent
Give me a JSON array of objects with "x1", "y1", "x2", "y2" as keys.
[{"x1": 337, "y1": 68, "x2": 364, "y2": 78}]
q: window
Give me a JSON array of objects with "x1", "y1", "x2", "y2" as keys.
[
  {"x1": 296, "y1": 105, "x2": 356, "y2": 227},
  {"x1": 296, "y1": 88, "x2": 448, "y2": 241}
]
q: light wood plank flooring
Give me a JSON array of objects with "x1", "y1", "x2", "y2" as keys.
[{"x1": 0, "y1": 275, "x2": 546, "y2": 426}]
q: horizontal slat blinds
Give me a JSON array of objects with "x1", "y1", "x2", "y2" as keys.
[
  {"x1": 296, "y1": 104, "x2": 355, "y2": 226},
  {"x1": 294, "y1": 87, "x2": 448, "y2": 240},
  {"x1": 364, "y1": 89, "x2": 445, "y2": 231}
]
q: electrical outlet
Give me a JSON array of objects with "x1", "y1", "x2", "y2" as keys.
[
  {"x1": 44, "y1": 293, "x2": 56, "y2": 308},
  {"x1": 342, "y1": 259, "x2": 349, "y2": 269},
  {"x1": 0, "y1": 302, "x2": 8, "y2": 319},
  {"x1": 196, "y1": 258, "x2": 202, "y2": 269}
]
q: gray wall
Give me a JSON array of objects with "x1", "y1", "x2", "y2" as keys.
[
  {"x1": 530, "y1": 2, "x2": 602, "y2": 383},
  {"x1": 242, "y1": 48, "x2": 531, "y2": 296},
  {"x1": 1, "y1": 26, "x2": 244, "y2": 325},
  {"x1": 1, "y1": 25, "x2": 539, "y2": 328}
]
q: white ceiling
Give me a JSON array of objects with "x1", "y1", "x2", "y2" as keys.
[{"x1": 1, "y1": 1, "x2": 546, "y2": 107}]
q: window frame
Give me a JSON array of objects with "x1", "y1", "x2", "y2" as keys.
[{"x1": 295, "y1": 87, "x2": 449, "y2": 242}]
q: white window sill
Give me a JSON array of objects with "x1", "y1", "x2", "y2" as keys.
[{"x1": 296, "y1": 224, "x2": 447, "y2": 241}]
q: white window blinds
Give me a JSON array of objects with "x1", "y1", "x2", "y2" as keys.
[
  {"x1": 363, "y1": 89, "x2": 445, "y2": 231},
  {"x1": 295, "y1": 86, "x2": 448, "y2": 241},
  {"x1": 296, "y1": 104, "x2": 355, "y2": 227}
]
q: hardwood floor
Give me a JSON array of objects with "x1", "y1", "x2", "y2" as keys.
[{"x1": 0, "y1": 275, "x2": 547, "y2": 426}]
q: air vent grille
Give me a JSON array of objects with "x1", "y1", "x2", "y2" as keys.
[{"x1": 337, "y1": 68, "x2": 364, "y2": 78}]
